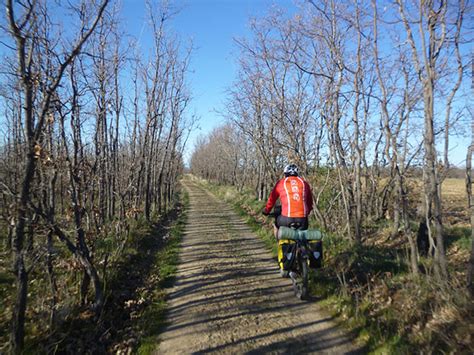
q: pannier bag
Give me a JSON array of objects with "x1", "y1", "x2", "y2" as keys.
[
  {"x1": 278, "y1": 239, "x2": 296, "y2": 270},
  {"x1": 278, "y1": 227, "x2": 323, "y2": 269},
  {"x1": 308, "y1": 240, "x2": 323, "y2": 269}
]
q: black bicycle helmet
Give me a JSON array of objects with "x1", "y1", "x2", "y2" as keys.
[{"x1": 283, "y1": 164, "x2": 299, "y2": 177}]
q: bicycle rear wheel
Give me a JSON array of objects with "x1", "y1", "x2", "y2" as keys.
[
  {"x1": 292, "y1": 257, "x2": 309, "y2": 300},
  {"x1": 299, "y1": 259, "x2": 309, "y2": 300}
]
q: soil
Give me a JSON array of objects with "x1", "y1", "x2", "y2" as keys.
[{"x1": 158, "y1": 179, "x2": 363, "y2": 354}]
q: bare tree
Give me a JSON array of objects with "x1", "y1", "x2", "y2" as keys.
[
  {"x1": 397, "y1": 0, "x2": 467, "y2": 279},
  {"x1": 193, "y1": 0, "x2": 469, "y2": 270},
  {"x1": 5, "y1": 0, "x2": 109, "y2": 351},
  {"x1": 372, "y1": 1, "x2": 421, "y2": 274}
]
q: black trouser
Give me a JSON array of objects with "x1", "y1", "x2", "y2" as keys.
[{"x1": 275, "y1": 215, "x2": 308, "y2": 230}]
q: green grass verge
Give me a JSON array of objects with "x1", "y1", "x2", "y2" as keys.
[
  {"x1": 0, "y1": 191, "x2": 189, "y2": 354},
  {"x1": 0, "y1": 227, "x2": 13, "y2": 349},
  {"x1": 136, "y1": 191, "x2": 188, "y2": 354},
  {"x1": 444, "y1": 225, "x2": 471, "y2": 251}
]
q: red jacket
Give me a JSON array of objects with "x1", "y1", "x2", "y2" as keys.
[{"x1": 265, "y1": 176, "x2": 313, "y2": 218}]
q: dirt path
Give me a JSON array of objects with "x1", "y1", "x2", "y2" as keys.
[{"x1": 158, "y1": 179, "x2": 362, "y2": 354}]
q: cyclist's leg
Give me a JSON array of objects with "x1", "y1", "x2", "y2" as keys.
[
  {"x1": 275, "y1": 216, "x2": 289, "y2": 277},
  {"x1": 273, "y1": 211, "x2": 280, "y2": 240}
]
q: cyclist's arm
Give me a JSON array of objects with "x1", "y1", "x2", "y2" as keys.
[{"x1": 264, "y1": 181, "x2": 281, "y2": 214}]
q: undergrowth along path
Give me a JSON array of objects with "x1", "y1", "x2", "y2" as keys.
[{"x1": 158, "y1": 178, "x2": 363, "y2": 354}]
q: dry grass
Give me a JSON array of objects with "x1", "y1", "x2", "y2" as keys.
[
  {"x1": 442, "y1": 178, "x2": 469, "y2": 226},
  {"x1": 404, "y1": 178, "x2": 468, "y2": 226},
  {"x1": 441, "y1": 178, "x2": 467, "y2": 199}
]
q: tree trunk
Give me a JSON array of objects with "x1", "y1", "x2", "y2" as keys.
[
  {"x1": 466, "y1": 141, "x2": 473, "y2": 294},
  {"x1": 423, "y1": 80, "x2": 447, "y2": 278}
]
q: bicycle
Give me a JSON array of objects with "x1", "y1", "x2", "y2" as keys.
[
  {"x1": 266, "y1": 212, "x2": 323, "y2": 300},
  {"x1": 279, "y1": 225, "x2": 323, "y2": 300}
]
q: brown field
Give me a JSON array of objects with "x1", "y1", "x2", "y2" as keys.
[
  {"x1": 442, "y1": 178, "x2": 468, "y2": 199},
  {"x1": 403, "y1": 178, "x2": 468, "y2": 225},
  {"x1": 442, "y1": 178, "x2": 469, "y2": 226}
]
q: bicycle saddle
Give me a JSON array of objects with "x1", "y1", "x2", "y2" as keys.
[{"x1": 289, "y1": 222, "x2": 301, "y2": 229}]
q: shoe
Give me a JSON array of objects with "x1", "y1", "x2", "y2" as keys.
[{"x1": 280, "y1": 269, "x2": 289, "y2": 278}]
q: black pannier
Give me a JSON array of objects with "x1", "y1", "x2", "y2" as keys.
[{"x1": 308, "y1": 240, "x2": 323, "y2": 269}]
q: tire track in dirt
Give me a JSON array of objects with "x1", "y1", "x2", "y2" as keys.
[{"x1": 158, "y1": 178, "x2": 362, "y2": 354}]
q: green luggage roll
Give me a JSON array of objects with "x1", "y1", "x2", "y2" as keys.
[{"x1": 278, "y1": 226, "x2": 323, "y2": 241}]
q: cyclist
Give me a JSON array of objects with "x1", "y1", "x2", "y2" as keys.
[{"x1": 262, "y1": 164, "x2": 314, "y2": 275}]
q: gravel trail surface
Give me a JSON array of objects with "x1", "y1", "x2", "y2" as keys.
[{"x1": 158, "y1": 179, "x2": 362, "y2": 354}]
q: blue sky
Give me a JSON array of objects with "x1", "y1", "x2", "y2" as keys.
[
  {"x1": 121, "y1": 0, "x2": 296, "y2": 163},
  {"x1": 0, "y1": 1, "x2": 469, "y2": 166},
  {"x1": 120, "y1": 0, "x2": 471, "y2": 167}
]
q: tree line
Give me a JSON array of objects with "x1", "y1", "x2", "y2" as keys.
[
  {"x1": 0, "y1": 1, "x2": 194, "y2": 352},
  {"x1": 191, "y1": 1, "x2": 472, "y2": 285}
]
